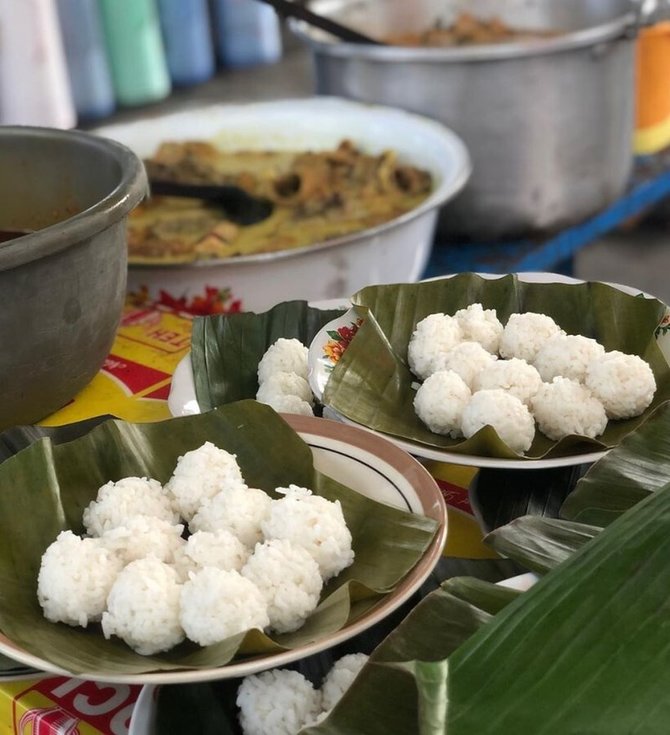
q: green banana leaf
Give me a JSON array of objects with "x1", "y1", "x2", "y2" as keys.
[
  {"x1": 561, "y1": 402, "x2": 670, "y2": 526},
  {"x1": 0, "y1": 400, "x2": 438, "y2": 677},
  {"x1": 192, "y1": 301, "x2": 346, "y2": 411},
  {"x1": 433, "y1": 481, "x2": 670, "y2": 733},
  {"x1": 484, "y1": 516, "x2": 601, "y2": 574},
  {"x1": 314, "y1": 413, "x2": 670, "y2": 734},
  {"x1": 323, "y1": 274, "x2": 670, "y2": 460}
]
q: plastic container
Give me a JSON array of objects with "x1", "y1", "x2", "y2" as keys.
[
  {"x1": 98, "y1": 0, "x2": 171, "y2": 107},
  {"x1": 158, "y1": 0, "x2": 215, "y2": 86},
  {"x1": 56, "y1": 0, "x2": 115, "y2": 121},
  {"x1": 0, "y1": 0, "x2": 75, "y2": 128},
  {"x1": 211, "y1": 0, "x2": 282, "y2": 68},
  {"x1": 635, "y1": 22, "x2": 670, "y2": 155}
]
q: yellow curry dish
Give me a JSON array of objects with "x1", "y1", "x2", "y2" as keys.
[
  {"x1": 387, "y1": 12, "x2": 558, "y2": 47},
  {"x1": 127, "y1": 139, "x2": 433, "y2": 264}
]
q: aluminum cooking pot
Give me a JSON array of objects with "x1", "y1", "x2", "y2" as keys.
[
  {"x1": 292, "y1": 0, "x2": 648, "y2": 240},
  {"x1": 0, "y1": 127, "x2": 147, "y2": 430}
]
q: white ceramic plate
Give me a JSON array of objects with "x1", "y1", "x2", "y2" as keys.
[
  {"x1": 129, "y1": 684, "x2": 157, "y2": 735},
  {"x1": 94, "y1": 98, "x2": 471, "y2": 313},
  {"x1": 170, "y1": 272, "x2": 669, "y2": 470},
  {"x1": 0, "y1": 415, "x2": 446, "y2": 685}
]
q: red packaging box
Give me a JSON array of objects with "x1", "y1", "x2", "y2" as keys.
[{"x1": 1, "y1": 677, "x2": 141, "y2": 735}]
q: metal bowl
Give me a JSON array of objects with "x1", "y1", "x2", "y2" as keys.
[
  {"x1": 0, "y1": 127, "x2": 147, "y2": 430},
  {"x1": 291, "y1": 0, "x2": 639, "y2": 240}
]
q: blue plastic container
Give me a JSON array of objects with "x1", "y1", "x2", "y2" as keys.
[
  {"x1": 211, "y1": 0, "x2": 282, "y2": 68},
  {"x1": 158, "y1": 0, "x2": 215, "y2": 86},
  {"x1": 56, "y1": 0, "x2": 115, "y2": 121}
]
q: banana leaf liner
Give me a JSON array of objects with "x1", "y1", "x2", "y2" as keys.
[
  {"x1": 151, "y1": 406, "x2": 670, "y2": 733},
  {"x1": 192, "y1": 300, "x2": 346, "y2": 411},
  {"x1": 323, "y1": 273, "x2": 670, "y2": 459},
  {"x1": 0, "y1": 400, "x2": 438, "y2": 677}
]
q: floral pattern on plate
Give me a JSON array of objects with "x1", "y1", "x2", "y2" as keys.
[{"x1": 308, "y1": 307, "x2": 366, "y2": 401}]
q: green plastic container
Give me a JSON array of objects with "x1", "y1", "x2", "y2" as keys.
[{"x1": 99, "y1": 0, "x2": 171, "y2": 106}]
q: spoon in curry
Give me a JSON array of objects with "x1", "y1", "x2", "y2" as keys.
[{"x1": 148, "y1": 179, "x2": 274, "y2": 226}]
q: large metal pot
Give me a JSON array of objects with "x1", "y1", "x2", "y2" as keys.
[
  {"x1": 0, "y1": 128, "x2": 147, "y2": 430},
  {"x1": 291, "y1": 0, "x2": 641, "y2": 240}
]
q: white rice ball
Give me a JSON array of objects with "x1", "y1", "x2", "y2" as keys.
[
  {"x1": 257, "y1": 393, "x2": 314, "y2": 416},
  {"x1": 407, "y1": 313, "x2": 463, "y2": 380},
  {"x1": 165, "y1": 441, "x2": 247, "y2": 522},
  {"x1": 473, "y1": 358, "x2": 543, "y2": 407},
  {"x1": 101, "y1": 557, "x2": 184, "y2": 655},
  {"x1": 262, "y1": 485, "x2": 354, "y2": 581},
  {"x1": 190, "y1": 485, "x2": 272, "y2": 548},
  {"x1": 533, "y1": 333, "x2": 606, "y2": 383},
  {"x1": 461, "y1": 389, "x2": 536, "y2": 454},
  {"x1": 440, "y1": 341, "x2": 498, "y2": 390},
  {"x1": 179, "y1": 568, "x2": 269, "y2": 646},
  {"x1": 256, "y1": 372, "x2": 313, "y2": 405},
  {"x1": 173, "y1": 529, "x2": 250, "y2": 581},
  {"x1": 83, "y1": 477, "x2": 178, "y2": 537},
  {"x1": 237, "y1": 669, "x2": 322, "y2": 735},
  {"x1": 499, "y1": 312, "x2": 565, "y2": 363},
  {"x1": 101, "y1": 516, "x2": 185, "y2": 565},
  {"x1": 532, "y1": 377, "x2": 608, "y2": 440},
  {"x1": 454, "y1": 303, "x2": 504, "y2": 353},
  {"x1": 585, "y1": 351, "x2": 657, "y2": 419},
  {"x1": 321, "y1": 653, "x2": 370, "y2": 712},
  {"x1": 242, "y1": 539, "x2": 323, "y2": 633},
  {"x1": 257, "y1": 338, "x2": 309, "y2": 384},
  {"x1": 413, "y1": 370, "x2": 471, "y2": 437},
  {"x1": 37, "y1": 531, "x2": 124, "y2": 627}
]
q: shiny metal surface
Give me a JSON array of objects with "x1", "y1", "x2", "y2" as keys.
[
  {"x1": 292, "y1": 0, "x2": 638, "y2": 239},
  {"x1": 0, "y1": 127, "x2": 147, "y2": 430}
]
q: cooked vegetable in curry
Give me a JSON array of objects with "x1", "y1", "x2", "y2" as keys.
[{"x1": 128, "y1": 139, "x2": 432, "y2": 263}]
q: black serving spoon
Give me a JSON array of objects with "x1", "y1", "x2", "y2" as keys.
[
  {"x1": 148, "y1": 179, "x2": 275, "y2": 226},
  {"x1": 256, "y1": 0, "x2": 385, "y2": 45}
]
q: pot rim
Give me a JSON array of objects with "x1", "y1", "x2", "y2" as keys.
[
  {"x1": 0, "y1": 127, "x2": 148, "y2": 273},
  {"x1": 289, "y1": 10, "x2": 638, "y2": 61}
]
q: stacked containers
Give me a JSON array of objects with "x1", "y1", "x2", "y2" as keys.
[{"x1": 49, "y1": 0, "x2": 284, "y2": 125}]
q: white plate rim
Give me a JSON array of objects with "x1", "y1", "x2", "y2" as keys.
[{"x1": 0, "y1": 415, "x2": 446, "y2": 685}]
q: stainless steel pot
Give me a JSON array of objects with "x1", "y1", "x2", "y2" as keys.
[
  {"x1": 291, "y1": 0, "x2": 644, "y2": 240},
  {"x1": 0, "y1": 128, "x2": 147, "y2": 430}
]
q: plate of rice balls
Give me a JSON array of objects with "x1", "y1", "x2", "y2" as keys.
[
  {"x1": 307, "y1": 272, "x2": 670, "y2": 469},
  {"x1": 0, "y1": 401, "x2": 445, "y2": 683},
  {"x1": 170, "y1": 273, "x2": 670, "y2": 469}
]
